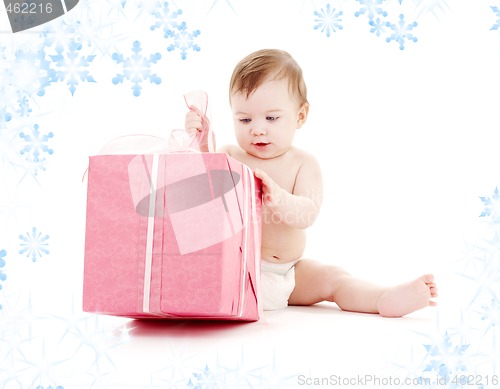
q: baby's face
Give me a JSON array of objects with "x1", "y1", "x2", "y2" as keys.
[{"x1": 230, "y1": 78, "x2": 306, "y2": 160}]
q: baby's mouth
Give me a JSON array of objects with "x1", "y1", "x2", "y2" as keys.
[{"x1": 253, "y1": 142, "x2": 270, "y2": 147}]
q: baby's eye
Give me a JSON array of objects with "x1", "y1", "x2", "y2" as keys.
[
  {"x1": 266, "y1": 116, "x2": 278, "y2": 122},
  {"x1": 239, "y1": 118, "x2": 251, "y2": 123}
]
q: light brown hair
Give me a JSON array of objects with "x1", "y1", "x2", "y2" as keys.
[{"x1": 229, "y1": 49, "x2": 308, "y2": 106}]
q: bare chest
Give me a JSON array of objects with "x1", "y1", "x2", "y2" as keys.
[{"x1": 234, "y1": 151, "x2": 300, "y2": 194}]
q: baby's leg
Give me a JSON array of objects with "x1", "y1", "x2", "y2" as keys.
[{"x1": 288, "y1": 259, "x2": 437, "y2": 317}]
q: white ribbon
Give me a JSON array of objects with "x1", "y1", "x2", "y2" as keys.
[
  {"x1": 249, "y1": 168, "x2": 262, "y2": 318},
  {"x1": 237, "y1": 166, "x2": 250, "y2": 318},
  {"x1": 142, "y1": 154, "x2": 159, "y2": 313},
  {"x1": 235, "y1": 164, "x2": 261, "y2": 319}
]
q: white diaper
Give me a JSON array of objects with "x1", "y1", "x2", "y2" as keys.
[{"x1": 260, "y1": 259, "x2": 299, "y2": 310}]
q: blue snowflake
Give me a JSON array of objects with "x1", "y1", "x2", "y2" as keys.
[
  {"x1": 35, "y1": 386, "x2": 64, "y2": 389},
  {"x1": 16, "y1": 96, "x2": 32, "y2": 118},
  {"x1": 50, "y1": 40, "x2": 96, "y2": 96},
  {"x1": 42, "y1": 20, "x2": 78, "y2": 54},
  {"x1": 369, "y1": 17, "x2": 387, "y2": 37},
  {"x1": 187, "y1": 365, "x2": 224, "y2": 388},
  {"x1": 480, "y1": 187, "x2": 500, "y2": 223},
  {"x1": 0, "y1": 250, "x2": 6, "y2": 310},
  {"x1": 354, "y1": 0, "x2": 388, "y2": 20},
  {"x1": 422, "y1": 332, "x2": 470, "y2": 380},
  {"x1": 10, "y1": 49, "x2": 57, "y2": 98},
  {"x1": 167, "y1": 23, "x2": 201, "y2": 60},
  {"x1": 19, "y1": 227, "x2": 50, "y2": 262},
  {"x1": 385, "y1": 14, "x2": 418, "y2": 50},
  {"x1": 491, "y1": 6, "x2": 500, "y2": 30},
  {"x1": 150, "y1": 1, "x2": 183, "y2": 38},
  {"x1": 19, "y1": 124, "x2": 54, "y2": 176},
  {"x1": 42, "y1": 8, "x2": 110, "y2": 54},
  {"x1": 478, "y1": 298, "x2": 500, "y2": 335},
  {"x1": 313, "y1": 4, "x2": 343, "y2": 37},
  {"x1": 112, "y1": 41, "x2": 162, "y2": 97},
  {"x1": 149, "y1": 1, "x2": 202, "y2": 59}
]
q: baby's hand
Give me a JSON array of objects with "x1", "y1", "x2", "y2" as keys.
[
  {"x1": 185, "y1": 109, "x2": 203, "y2": 136},
  {"x1": 184, "y1": 107, "x2": 213, "y2": 152},
  {"x1": 254, "y1": 169, "x2": 286, "y2": 208}
]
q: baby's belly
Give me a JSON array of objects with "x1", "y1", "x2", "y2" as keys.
[{"x1": 260, "y1": 224, "x2": 306, "y2": 264}]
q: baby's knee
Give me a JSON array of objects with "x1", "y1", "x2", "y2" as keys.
[{"x1": 317, "y1": 266, "x2": 350, "y2": 300}]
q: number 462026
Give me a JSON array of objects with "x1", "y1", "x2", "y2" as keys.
[{"x1": 5, "y1": 2, "x2": 53, "y2": 14}]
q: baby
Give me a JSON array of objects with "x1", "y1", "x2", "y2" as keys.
[{"x1": 186, "y1": 49, "x2": 438, "y2": 317}]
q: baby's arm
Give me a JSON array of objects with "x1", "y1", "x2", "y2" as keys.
[{"x1": 254, "y1": 154, "x2": 323, "y2": 229}]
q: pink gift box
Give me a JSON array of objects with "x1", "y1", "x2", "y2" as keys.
[{"x1": 83, "y1": 152, "x2": 262, "y2": 321}]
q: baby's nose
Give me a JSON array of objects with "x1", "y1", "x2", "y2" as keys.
[{"x1": 251, "y1": 125, "x2": 267, "y2": 136}]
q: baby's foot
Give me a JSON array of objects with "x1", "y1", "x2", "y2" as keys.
[{"x1": 376, "y1": 274, "x2": 438, "y2": 318}]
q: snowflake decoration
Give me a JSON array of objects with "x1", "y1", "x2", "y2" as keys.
[
  {"x1": 422, "y1": 332, "x2": 472, "y2": 382},
  {"x1": 478, "y1": 298, "x2": 500, "y2": 334},
  {"x1": 41, "y1": 3, "x2": 113, "y2": 55},
  {"x1": 112, "y1": 41, "x2": 162, "y2": 96},
  {"x1": 35, "y1": 386, "x2": 64, "y2": 389},
  {"x1": 42, "y1": 20, "x2": 79, "y2": 54},
  {"x1": 50, "y1": 40, "x2": 96, "y2": 96},
  {"x1": 150, "y1": 1, "x2": 183, "y2": 38},
  {"x1": 480, "y1": 187, "x2": 500, "y2": 224},
  {"x1": 354, "y1": 0, "x2": 388, "y2": 20},
  {"x1": 1, "y1": 50, "x2": 52, "y2": 126},
  {"x1": 18, "y1": 124, "x2": 54, "y2": 176},
  {"x1": 16, "y1": 96, "x2": 33, "y2": 119},
  {"x1": 491, "y1": 6, "x2": 500, "y2": 31},
  {"x1": 41, "y1": 23, "x2": 68, "y2": 48},
  {"x1": 19, "y1": 227, "x2": 50, "y2": 262},
  {"x1": 385, "y1": 14, "x2": 418, "y2": 50},
  {"x1": 313, "y1": 4, "x2": 343, "y2": 37},
  {"x1": 187, "y1": 365, "x2": 225, "y2": 388},
  {"x1": 0, "y1": 250, "x2": 6, "y2": 309},
  {"x1": 369, "y1": 17, "x2": 387, "y2": 37},
  {"x1": 167, "y1": 23, "x2": 201, "y2": 60},
  {"x1": 9, "y1": 49, "x2": 57, "y2": 99},
  {"x1": 148, "y1": 2, "x2": 201, "y2": 60}
]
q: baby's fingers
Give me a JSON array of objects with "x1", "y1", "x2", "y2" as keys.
[
  {"x1": 254, "y1": 169, "x2": 279, "y2": 205},
  {"x1": 185, "y1": 111, "x2": 203, "y2": 133},
  {"x1": 254, "y1": 169, "x2": 271, "y2": 185}
]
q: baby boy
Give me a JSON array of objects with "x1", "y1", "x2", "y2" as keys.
[{"x1": 186, "y1": 49, "x2": 438, "y2": 317}]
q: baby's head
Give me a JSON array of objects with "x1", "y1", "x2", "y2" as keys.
[{"x1": 229, "y1": 49, "x2": 308, "y2": 108}]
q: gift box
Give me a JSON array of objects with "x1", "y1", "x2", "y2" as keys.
[{"x1": 83, "y1": 151, "x2": 262, "y2": 320}]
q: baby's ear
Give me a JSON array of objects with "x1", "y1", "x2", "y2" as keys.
[{"x1": 296, "y1": 103, "x2": 309, "y2": 129}]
